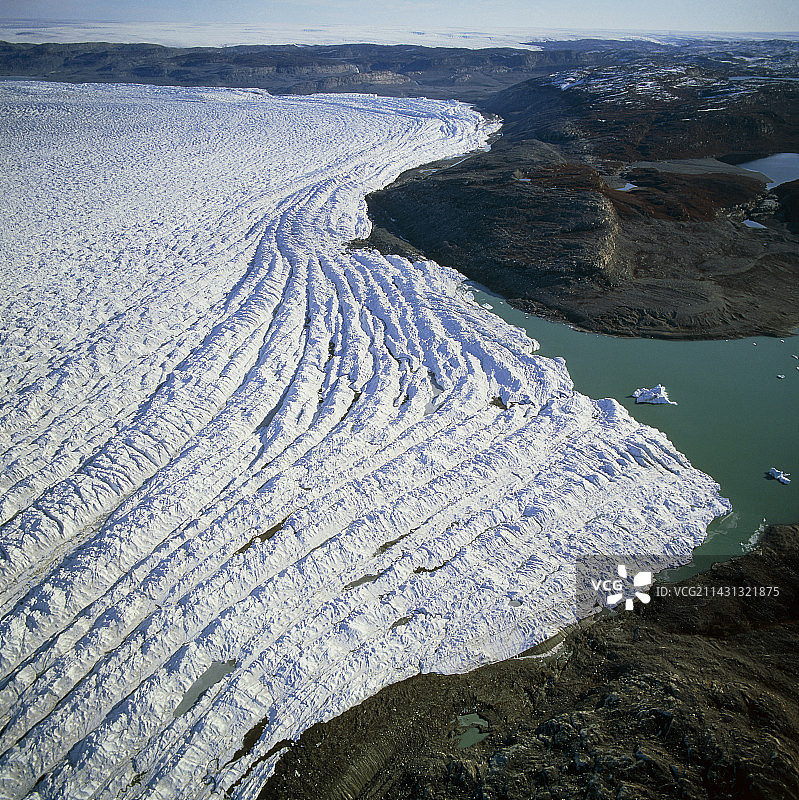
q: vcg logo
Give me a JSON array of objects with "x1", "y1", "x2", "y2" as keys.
[{"x1": 591, "y1": 564, "x2": 653, "y2": 610}]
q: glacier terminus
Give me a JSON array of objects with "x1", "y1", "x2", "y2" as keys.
[{"x1": 0, "y1": 82, "x2": 730, "y2": 799}]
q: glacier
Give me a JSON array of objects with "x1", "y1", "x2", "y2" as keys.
[{"x1": 0, "y1": 81, "x2": 729, "y2": 799}]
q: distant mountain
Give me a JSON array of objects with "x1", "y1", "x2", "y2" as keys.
[{"x1": 0, "y1": 39, "x2": 728, "y2": 101}]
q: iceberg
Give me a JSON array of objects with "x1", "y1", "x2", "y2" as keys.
[
  {"x1": 0, "y1": 81, "x2": 729, "y2": 799},
  {"x1": 632, "y1": 384, "x2": 677, "y2": 404},
  {"x1": 768, "y1": 467, "x2": 791, "y2": 484}
]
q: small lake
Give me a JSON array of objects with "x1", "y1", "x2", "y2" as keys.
[
  {"x1": 466, "y1": 153, "x2": 799, "y2": 579},
  {"x1": 739, "y1": 152, "x2": 799, "y2": 188}
]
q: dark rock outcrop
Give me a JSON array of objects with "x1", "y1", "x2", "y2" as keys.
[
  {"x1": 358, "y1": 44, "x2": 799, "y2": 339},
  {"x1": 774, "y1": 179, "x2": 799, "y2": 233}
]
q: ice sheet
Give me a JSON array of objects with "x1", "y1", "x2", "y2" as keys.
[{"x1": 0, "y1": 82, "x2": 729, "y2": 800}]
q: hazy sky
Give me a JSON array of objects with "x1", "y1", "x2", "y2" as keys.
[{"x1": 2, "y1": 0, "x2": 798, "y2": 34}]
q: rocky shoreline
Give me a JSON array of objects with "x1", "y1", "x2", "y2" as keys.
[
  {"x1": 357, "y1": 50, "x2": 799, "y2": 339},
  {"x1": 261, "y1": 524, "x2": 799, "y2": 800}
]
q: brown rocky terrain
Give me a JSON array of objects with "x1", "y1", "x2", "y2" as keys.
[
  {"x1": 774, "y1": 179, "x2": 799, "y2": 233},
  {"x1": 0, "y1": 40, "x2": 627, "y2": 102},
  {"x1": 359, "y1": 144, "x2": 799, "y2": 338},
  {"x1": 359, "y1": 56, "x2": 799, "y2": 339},
  {"x1": 260, "y1": 524, "x2": 799, "y2": 800}
]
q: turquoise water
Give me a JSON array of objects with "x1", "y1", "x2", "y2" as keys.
[
  {"x1": 172, "y1": 659, "x2": 236, "y2": 717},
  {"x1": 456, "y1": 714, "x2": 490, "y2": 749},
  {"x1": 467, "y1": 286, "x2": 798, "y2": 577},
  {"x1": 464, "y1": 153, "x2": 799, "y2": 579}
]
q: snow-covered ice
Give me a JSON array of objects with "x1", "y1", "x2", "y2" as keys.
[
  {"x1": 1, "y1": 21, "x2": 774, "y2": 50},
  {"x1": 0, "y1": 81, "x2": 729, "y2": 799},
  {"x1": 0, "y1": 22, "x2": 545, "y2": 50},
  {"x1": 633, "y1": 384, "x2": 677, "y2": 404}
]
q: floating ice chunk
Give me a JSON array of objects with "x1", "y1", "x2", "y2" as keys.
[
  {"x1": 768, "y1": 467, "x2": 791, "y2": 484},
  {"x1": 632, "y1": 384, "x2": 677, "y2": 404},
  {"x1": 777, "y1": 374, "x2": 786, "y2": 379}
]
